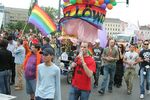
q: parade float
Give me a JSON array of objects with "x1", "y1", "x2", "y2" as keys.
[{"x1": 59, "y1": 0, "x2": 117, "y2": 47}]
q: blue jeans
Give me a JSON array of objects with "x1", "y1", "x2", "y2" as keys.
[
  {"x1": 0, "y1": 70, "x2": 11, "y2": 94},
  {"x1": 35, "y1": 96, "x2": 53, "y2": 100},
  {"x1": 100, "y1": 63, "x2": 116, "y2": 92},
  {"x1": 139, "y1": 67, "x2": 150, "y2": 94},
  {"x1": 93, "y1": 62, "x2": 101, "y2": 86},
  {"x1": 68, "y1": 86, "x2": 91, "y2": 100}
]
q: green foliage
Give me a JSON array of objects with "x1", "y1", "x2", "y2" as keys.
[
  {"x1": 15, "y1": 21, "x2": 25, "y2": 30},
  {"x1": 24, "y1": 23, "x2": 36, "y2": 33},
  {"x1": 41, "y1": 6, "x2": 59, "y2": 21},
  {"x1": 6, "y1": 23, "x2": 16, "y2": 30},
  {"x1": 6, "y1": 21, "x2": 35, "y2": 33},
  {"x1": 6, "y1": 21, "x2": 25, "y2": 31}
]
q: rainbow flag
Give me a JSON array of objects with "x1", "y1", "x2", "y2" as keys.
[{"x1": 28, "y1": 4, "x2": 57, "y2": 36}]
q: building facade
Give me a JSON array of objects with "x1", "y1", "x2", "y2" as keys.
[
  {"x1": 139, "y1": 26, "x2": 150, "y2": 40},
  {"x1": 3, "y1": 7, "x2": 28, "y2": 26},
  {"x1": 0, "y1": 3, "x2": 4, "y2": 28},
  {"x1": 103, "y1": 18, "x2": 128, "y2": 36}
]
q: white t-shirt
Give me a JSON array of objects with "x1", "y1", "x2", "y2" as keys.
[
  {"x1": 7, "y1": 40, "x2": 17, "y2": 57},
  {"x1": 61, "y1": 52, "x2": 68, "y2": 61},
  {"x1": 124, "y1": 51, "x2": 139, "y2": 68}
]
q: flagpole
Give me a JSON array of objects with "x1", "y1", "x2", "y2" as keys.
[
  {"x1": 21, "y1": 0, "x2": 38, "y2": 37},
  {"x1": 21, "y1": 22, "x2": 28, "y2": 37},
  {"x1": 34, "y1": 0, "x2": 38, "y2": 34}
]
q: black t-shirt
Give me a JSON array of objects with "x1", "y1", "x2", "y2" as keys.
[
  {"x1": 139, "y1": 49, "x2": 150, "y2": 67},
  {"x1": 0, "y1": 47, "x2": 13, "y2": 70},
  {"x1": 93, "y1": 47, "x2": 103, "y2": 62}
]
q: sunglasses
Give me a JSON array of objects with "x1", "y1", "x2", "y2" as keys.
[
  {"x1": 144, "y1": 44, "x2": 149, "y2": 45},
  {"x1": 43, "y1": 53, "x2": 49, "y2": 56},
  {"x1": 81, "y1": 46, "x2": 87, "y2": 48}
]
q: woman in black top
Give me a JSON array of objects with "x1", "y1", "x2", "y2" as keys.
[{"x1": 114, "y1": 44, "x2": 125, "y2": 88}]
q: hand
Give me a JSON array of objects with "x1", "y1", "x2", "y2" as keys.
[
  {"x1": 132, "y1": 62, "x2": 137, "y2": 65},
  {"x1": 78, "y1": 50, "x2": 84, "y2": 59},
  {"x1": 127, "y1": 62, "x2": 132, "y2": 66},
  {"x1": 108, "y1": 56, "x2": 114, "y2": 61},
  {"x1": 71, "y1": 62, "x2": 77, "y2": 68}
]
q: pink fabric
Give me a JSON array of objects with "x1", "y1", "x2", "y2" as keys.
[
  {"x1": 58, "y1": 36, "x2": 78, "y2": 44},
  {"x1": 63, "y1": 19, "x2": 99, "y2": 43}
]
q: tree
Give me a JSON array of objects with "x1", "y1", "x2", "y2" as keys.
[
  {"x1": 6, "y1": 23, "x2": 16, "y2": 30},
  {"x1": 6, "y1": 21, "x2": 35, "y2": 33},
  {"x1": 15, "y1": 21, "x2": 25, "y2": 30},
  {"x1": 42, "y1": 6, "x2": 59, "y2": 21}
]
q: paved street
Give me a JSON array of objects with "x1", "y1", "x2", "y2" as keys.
[{"x1": 11, "y1": 75, "x2": 150, "y2": 100}]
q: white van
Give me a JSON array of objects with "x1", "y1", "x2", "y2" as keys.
[{"x1": 114, "y1": 33, "x2": 137, "y2": 44}]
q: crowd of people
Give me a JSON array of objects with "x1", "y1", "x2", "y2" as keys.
[{"x1": 0, "y1": 30, "x2": 150, "y2": 100}]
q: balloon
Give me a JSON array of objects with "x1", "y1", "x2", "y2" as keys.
[
  {"x1": 98, "y1": 0, "x2": 104, "y2": 5},
  {"x1": 89, "y1": 0, "x2": 96, "y2": 4},
  {"x1": 110, "y1": 0, "x2": 116, "y2": 3},
  {"x1": 110, "y1": 0, "x2": 115, "y2": 2},
  {"x1": 104, "y1": 0, "x2": 110, "y2": 4},
  {"x1": 107, "y1": 3, "x2": 113, "y2": 10},
  {"x1": 76, "y1": 0, "x2": 82, "y2": 3},
  {"x1": 100, "y1": 3, "x2": 106, "y2": 9},
  {"x1": 95, "y1": 0, "x2": 99, "y2": 6},
  {"x1": 63, "y1": 0, "x2": 69, "y2": 2},
  {"x1": 64, "y1": 2, "x2": 70, "y2": 6},
  {"x1": 111, "y1": 1, "x2": 117, "y2": 6},
  {"x1": 70, "y1": 0, "x2": 76, "y2": 4}
]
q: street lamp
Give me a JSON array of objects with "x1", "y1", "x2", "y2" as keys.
[
  {"x1": 58, "y1": 0, "x2": 61, "y2": 19},
  {"x1": 126, "y1": 0, "x2": 129, "y2": 5}
]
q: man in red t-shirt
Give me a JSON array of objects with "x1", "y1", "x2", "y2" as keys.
[{"x1": 68, "y1": 42, "x2": 96, "y2": 100}]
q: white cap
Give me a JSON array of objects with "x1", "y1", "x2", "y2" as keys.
[{"x1": 95, "y1": 39, "x2": 100, "y2": 43}]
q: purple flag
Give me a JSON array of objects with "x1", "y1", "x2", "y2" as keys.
[{"x1": 98, "y1": 28, "x2": 108, "y2": 48}]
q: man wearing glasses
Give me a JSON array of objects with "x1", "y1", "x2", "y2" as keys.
[{"x1": 139, "y1": 40, "x2": 150, "y2": 99}]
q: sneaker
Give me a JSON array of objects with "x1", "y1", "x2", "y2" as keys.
[
  {"x1": 10, "y1": 82, "x2": 15, "y2": 85},
  {"x1": 147, "y1": 90, "x2": 150, "y2": 95},
  {"x1": 93, "y1": 84, "x2": 98, "y2": 88},
  {"x1": 139, "y1": 94, "x2": 144, "y2": 99},
  {"x1": 15, "y1": 86, "x2": 23, "y2": 91},
  {"x1": 116, "y1": 84, "x2": 121, "y2": 88},
  {"x1": 127, "y1": 90, "x2": 131, "y2": 95},
  {"x1": 98, "y1": 90, "x2": 104, "y2": 95},
  {"x1": 108, "y1": 89, "x2": 112, "y2": 93}
]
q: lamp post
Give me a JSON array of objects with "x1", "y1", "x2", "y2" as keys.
[{"x1": 58, "y1": 0, "x2": 61, "y2": 19}]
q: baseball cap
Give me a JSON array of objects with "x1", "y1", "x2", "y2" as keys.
[{"x1": 40, "y1": 48, "x2": 55, "y2": 56}]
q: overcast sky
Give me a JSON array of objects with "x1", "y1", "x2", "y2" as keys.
[{"x1": 0, "y1": 0, "x2": 150, "y2": 26}]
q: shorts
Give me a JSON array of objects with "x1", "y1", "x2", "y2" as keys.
[{"x1": 25, "y1": 79, "x2": 36, "y2": 94}]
